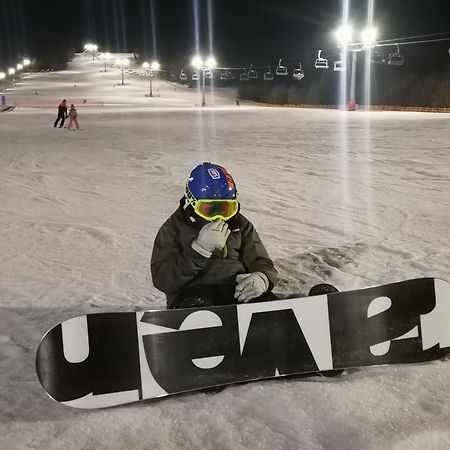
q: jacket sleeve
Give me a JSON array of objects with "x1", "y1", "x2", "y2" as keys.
[
  {"x1": 150, "y1": 215, "x2": 209, "y2": 295},
  {"x1": 239, "y1": 220, "x2": 278, "y2": 289}
]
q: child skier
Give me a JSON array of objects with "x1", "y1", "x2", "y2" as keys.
[
  {"x1": 67, "y1": 104, "x2": 79, "y2": 130},
  {"x1": 151, "y1": 162, "x2": 278, "y2": 309}
]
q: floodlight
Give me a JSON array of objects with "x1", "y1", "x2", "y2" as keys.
[
  {"x1": 361, "y1": 26, "x2": 378, "y2": 45},
  {"x1": 191, "y1": 55, "x2": 203, "y2": 69},
  {"x1": 8, "y1": 68, "x2": 15, "y2": 75},
  {"x1": 23, "y1": 58, "x2": 31, "y2": 66},
  {"x1": 17, "y1": 64, "x2": 23, "y2": 70},
  {"x1": 0, "y1": 72, "x2": 5, "y2": 80},
  {"x1": 335, "y1": 25, "x2": 354, "y2": 45},
  {"x1": 142, "y1": 62, "x2": 150, "y2": 69},
  {"x1": 205, "y1": 56, "x2": 217, "y2": 68},
  {"x1": 150, "y1": 61, "x2": 160, "y2": 71}
]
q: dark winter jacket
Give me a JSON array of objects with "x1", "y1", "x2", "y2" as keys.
[
  {"x1": 58, "y1": 102, "x2": 67, "y2": 117},
  {"x1": 151, "y1": 198, "x2": 278, "y2": 308}
]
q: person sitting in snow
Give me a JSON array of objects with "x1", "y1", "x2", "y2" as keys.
[
  {"x1": 151, "y1": 162, "x2": 278, "y2": 309},
  {"x1": 67, "y1": 104, "x2": 79, "y2": 130}
]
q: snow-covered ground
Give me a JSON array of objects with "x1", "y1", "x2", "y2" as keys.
[{"x1": 1, "y1": 54, "x2": 449, "y2": 449}]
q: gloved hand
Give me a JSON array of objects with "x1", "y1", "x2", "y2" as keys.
[
  {"x1": 234, "y1": 272, "x2": 269, "y2": 303},
  {"x1": 191, "y1": 219, "x2": 230, "y2": 257}
]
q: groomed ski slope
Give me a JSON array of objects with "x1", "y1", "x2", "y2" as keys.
[{"x1": 1, "y1": 53, "x2": 449, "y2": 450}]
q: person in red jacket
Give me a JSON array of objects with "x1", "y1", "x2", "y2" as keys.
[
  {"x1": 53, "y1": 99, "x2": 68, "y2": 128},
  {"x1": 151, "y1": 162, "x2": 278, "y2": 309}
]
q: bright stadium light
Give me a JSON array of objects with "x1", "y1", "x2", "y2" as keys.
[
  {"x1": 115, "y1": 58, "x2": 129, "y2": 86},
  {"x1": 142, "y1": 62, "x2": 150, "y2": 70},
  {"x1": 8, "y1": 68, "x2": 15, "y2": 75},
  {"x1": 190, "y1": 54, "x2": 216, "y2": 107},
  {"x1": 361, "y1": 26, "x2": 378, "y2": 45},
  {"x1": 150, "y1": 61, "x2": 160, "y2": 71},
  {"x1": 205, "y1": 56, "x2": 217, "y2": 69},
  {"x1": 17, "y1": 63, "x2": 23, "y2": 70},
  {"x1": 84, "y1": 43, "x2": 99, "y2": 60},
  {"x1": 101, "y1": 52, "x2": 111, "y2": 72},
  {"x1": 191, "y1": 55, "x2": 203, "y2": 69},
  {"x1": 334, "y1": 24, "x2": 354, "y2": 46},
  {"x1": 0, "y1": 72, "x2": 5, "y2": 80},
  {"x1": 23, "y1": 58, "x2": 31, "y2": 66}
]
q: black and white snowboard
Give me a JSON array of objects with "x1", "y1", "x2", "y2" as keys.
[{"x1": 36, "y1": 277, "x2": 450, "y2": 409}]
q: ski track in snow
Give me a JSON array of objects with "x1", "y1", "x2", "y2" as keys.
[{"x1": 1, "y1": 54, "x2": 449, "y2": 449}]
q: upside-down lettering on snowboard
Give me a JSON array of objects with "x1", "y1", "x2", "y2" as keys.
[{"x1": 36, "y1": 277, "x2": 450, "y2": 409}]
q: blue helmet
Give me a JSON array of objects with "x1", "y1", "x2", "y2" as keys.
[{"x1": 186, "y1": 162, "x2": 237, "y2": 201}]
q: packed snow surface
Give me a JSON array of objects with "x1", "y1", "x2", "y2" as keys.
[{"x1": 1, "y1": 54, "x2": 449, "y2": 449}]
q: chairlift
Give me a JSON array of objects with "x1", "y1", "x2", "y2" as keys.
[
  {"x1": 333, "y1": 53, "x2": 345, "y2": 71},
  {"x1": 220, "y1": 70, "x2": 234, "y2": 80},
  {"x1": 370, "y1": 50, "x2": 385, "y2": 64},
  {"x1": 315, "y1": 50, "x2": 329, "y2": 69},
  {"x1": 293, "y1": 62, "x2": 305, "y2": 80},
  {"x1": 264, "y1": 66, "x2": 274, "y2": 81},
  {"x1": 275, "y1": 59, "x2": 288, "y2": 76},
  {"x1": 192, "y1": 71, "x2": 199, "y2": 81},
  {"x1": 240, "y1": 70, "x2": 249, "y2": 81},
  {"x1": 248, "y1": 64, "x2": 258, "y2": 79},
  {"x1": 179, "y1": 69, "x2": 187, "y2": 81},
  {"x1": 387, "y1": 44, "x2": 404, "y2": 66}
]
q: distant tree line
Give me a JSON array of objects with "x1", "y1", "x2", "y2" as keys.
[{"x1": 237, "y1": 69, "x2": 450, "y2": 108}]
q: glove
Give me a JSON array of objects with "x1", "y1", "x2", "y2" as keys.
[
  {"x1": 234, "y1": 272, "x2": 269, "y2": 303},
  {"x1": 191, "y1": 219, "x2": 230, "y2": 257}
]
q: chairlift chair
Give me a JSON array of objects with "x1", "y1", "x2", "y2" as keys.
[
  {"x1": 220, "y1": 70, "x2": 233, "y2": 80},
  {"x1": 264, "y1": 67, "x2": 274, "y2": 81},
  {"x1": 240, "y1": 70, "x2": 249, "y2": 81},
  {"x1": 293, "y1": 62, "x2": 305, "y2": 80},
  {"x1": 370, "y1": 50, "x2": 385, "y2": 64},
  {"x1": 387, "y1": 44, "x2": 404, "y2": 66},
  {"x1": 179, "y1": 69, "x2": 187, "y2": 81},
  {"x1": 315, "y1": 50, "x2": 329, "y2": 69},
  {"x1": 248, "y1": 64, "x2": 258, "y2": 79},
  {"x1": 333, "y1": 53, "x2": 345, "y2": 71},
  {"x1": 192, "y1": 71, "x2": 199, "y2": 81},
  {"x1": 275, "y1": 59, "x2": 288, "y2": 76}
]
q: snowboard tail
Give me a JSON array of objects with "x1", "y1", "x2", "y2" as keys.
[{"x1": 36, "y1": 277, "x2": 450, "y2": 409}]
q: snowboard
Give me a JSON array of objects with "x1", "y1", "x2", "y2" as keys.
[{"x1": 36, "y1": 277, "x2": 450, "y2": 409}]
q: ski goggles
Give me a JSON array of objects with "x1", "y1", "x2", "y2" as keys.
[
  {"x1": 193, "y1": 199, "x2": 239, "y2": 221},
  {"x1": 186, "y1": 186, "x2": 239, "y2": 221}
]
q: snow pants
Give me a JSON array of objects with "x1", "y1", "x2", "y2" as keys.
[
  {"x1": 67, "y1": 118, "x2": 79, "y2": 129},
  {"x1": 170, "y1": 283, "x2": 277, "y2": 309},
  {"x1": 54, "y1": 114, "x2": 66, "y2": 127}
]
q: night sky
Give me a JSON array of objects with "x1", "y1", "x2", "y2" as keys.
[{"x1": 0, "y1": 0, "x2": 448, "y2": 69}]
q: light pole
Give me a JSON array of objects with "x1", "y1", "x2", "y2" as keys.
[
  {"x1": 84, "y1": 43, "x2": 98, "y2": 60},
  {"x1": 102, "y1": 52, "x2": 111, "y2": 72},
  {"x1": 142, "y1": 61, "x2": 160, "y2": 97},
  {"x1": 0, "y1": 72, "x2": 5, "y2": 92},
  {"x1": 191, "y1": 55, "x2": 217, "y2": 107},
  {"x1": 334, "y1": 24, "x2": 378, "y2": 109},
  {"x1": 115, "y1": 58, "x2": 129, "y2": 86}
]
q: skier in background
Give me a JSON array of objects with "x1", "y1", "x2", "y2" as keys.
[
  {"x1": 151, "y1": 162, "x2": 278, "y2": 309},
  {"x1": 67, "y1": 104, "x2": 79, "y2": 130},
  {"x1": 53, "y1": 99, "x2": 67, "y2": 128}
]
